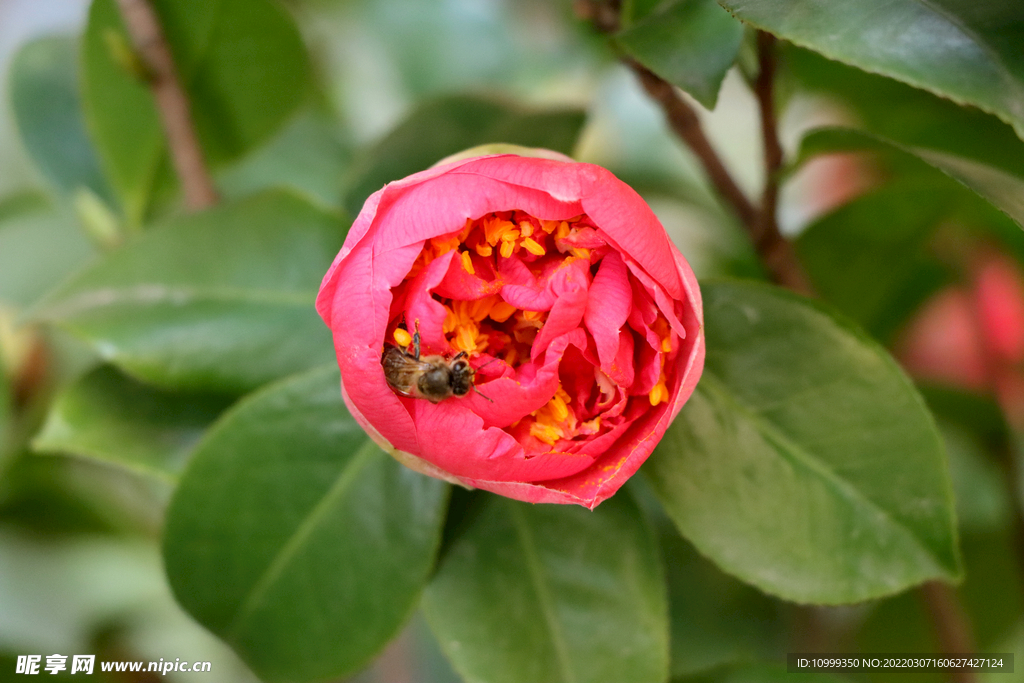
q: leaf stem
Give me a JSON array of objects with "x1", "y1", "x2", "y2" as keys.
[{"x1": 113, "y1": 0, "x2": 218, "y2": 211}]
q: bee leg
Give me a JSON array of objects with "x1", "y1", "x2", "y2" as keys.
[
  {"x1": 473, "y1": 386, "x2": 495, "y2": 402},
  {"x1": 412, "y1": 320, "x2": 422, "y2": 360},
  {"x1": 452, "y1": 351, "x2": 467, "y2": 361}
]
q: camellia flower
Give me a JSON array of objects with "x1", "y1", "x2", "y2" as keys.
[{"x1": 316, "y1": 149, "x2": 704, "y2": 507}]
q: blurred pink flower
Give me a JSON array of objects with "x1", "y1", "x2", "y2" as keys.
[
  {"x1": 316, "y1": 153, "x2": 704, "y2": 507},
  {"x1": 900, "y1": 251, "x2": 1024, "y2": 427}
]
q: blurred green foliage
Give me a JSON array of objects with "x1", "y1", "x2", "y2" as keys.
[{"x1": 0, "y1": 0, "x2": 1022, "y2": 682}]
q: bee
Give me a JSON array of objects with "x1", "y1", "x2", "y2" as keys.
[{"x1": 382, "y1": 324, "x2": 492, "y2": 403}]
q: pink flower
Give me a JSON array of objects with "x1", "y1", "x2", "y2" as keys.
[{"x1": 316, "y1": 152, "x2": 704, "y2": 508}]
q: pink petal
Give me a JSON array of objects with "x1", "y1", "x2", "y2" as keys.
[
  {"x1": 578, "y1": 164, "x2": 685, "y2": 300},
  {"x1": 584, "y1": 251, "x2": 632, "y2": 373}
]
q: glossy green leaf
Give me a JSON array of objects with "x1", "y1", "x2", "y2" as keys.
[
  {"x1": 646, "y1": 280, "x2": 960, "y2": 604},
  {"x1": 787, "y1": 46, "x2": 1024, "y2": 178},
  {"x1": 82, "y1": 0, "x2": 310, "y2": 223},
  {"x1": 343, "y1": 95, "x2": 587, "y2": 215},
  {"x1": 616, "y1": 0, "x2": 743, "y2": 109},
  {"x1": 794, "y1": 179, "x2": 955, "y2": 342},
  {"x1": 9, "y1": 36, "x2": 112, "y2": 201},
  {"x1": 798, "y1": 127, "x2": 1024, "y2": 229},
  {"x1": 163, "y1": 366, "x2": 450, "y2": 682},
  {"x1": 423, "y1": 493, "x2": 668, "y2": 683},
  {"x1": 32, "y1": 364, "x2": 232, "y2": 480},
  {"x1": 36, "y1": 191, "x2": 346, "y2": 393},
  {"x1": 720, "y1": 0, "x2": 1024, "y2": 139}
]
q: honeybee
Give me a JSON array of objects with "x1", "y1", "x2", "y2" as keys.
[{"x1": 382, "y1": 326, "x2": 492, "y2": 403}]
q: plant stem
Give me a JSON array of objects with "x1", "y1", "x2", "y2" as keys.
[
  {"x1": 114, "y1": 0, "x2": 218, "y2": 211},
  {"x1": 752, "y1": 32, "x2": 812, "y2": 294},
  {"x1": 919, "y1": 581, "x2": 979, "y2": 683},
  {"x1": 577, "y1": 0, "x2": 811, "y2": 292},
  {"x1": 627, "y1": 60, "x2": 760, "y2": 231}
]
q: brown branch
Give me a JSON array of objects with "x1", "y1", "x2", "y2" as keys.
[
  {"x1": 577, "y1": 1, "x2": 811, "y2": 293},
  {"x1": 752, "y1": 31, "x2": 812, "y2": 295},
  {"x1": 114, "y1": 0, "x2": 218, "y2": 211},
  {"x1": 919, "y1": 581, "x2": 979, "y2": 683},
  {"x1": 628, "y1": 60, "x2": 760, "y2": 231}
]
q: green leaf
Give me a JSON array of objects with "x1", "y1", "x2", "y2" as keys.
[
  {"x1": 646, "y1": 280, "x2": 960, "y2": 604},
  {"x1": 163, "y1": 366, "x2": 450, "y2": 682},
  {"x1": 82, "y1": 0, "x2": 310, "y2": 223},
  {"x1": 423, "y1": 493, "x2": 668, "y2": 683},
  {"x1": 798, "y1": 127, "x2": 1024, "y2": 229},
  {"x1": 343, "y1": 95, "x2": 587, "y2": 215},
  {"x1": 8, "y1": 36, "x2": 113, "y2": 202},
  {"x1": 36, "y1": 191, "x2": 346, "y2": 393},
  {"x1": 794, "y1": 178, "x2": 955, "y2": 342},
  {"x1": 218, "y1": 109, "x2": 351, "y2": 210},
  {"x1": 787, "y1": 46, "x2": 1024, "y2": 179},
  {"x1": 32, "y1": 364, "x2": 232, "y2": 480},
  {"x1": 616, "y1": 0, "x2": 743, "y2": 109},
  {"x1": 0, "y1": 205, "x2": 96, "y2": 309},
  {"x1": 719, "y1": 0, "x2": 1024, "y2": 139}
]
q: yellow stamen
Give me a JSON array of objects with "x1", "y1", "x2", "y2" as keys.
[
  {"x1": 556, "y1": 221, "x2": 571, "y2": 240},
  {"x1": 570, "y1": 248, "x2": 590, "y2": 260},
  {"x1": 530, "y1": 422, "x2": 562, "y2": 445},
  {"x1": 522, "y1": 237, "x2": 546, "y2": 256},
  {"x1": 519, "y1": 221, "x2": 534, "y2": 237},
  {"x1": 504, "y1": 346, "x2": 518, "y2": 368},
  {"x1": 500, "y1": 229, "x2": 521, "y2": 243},
  {"x1": 460, "y1": 251, "x2": 475, "y2": 275},
  {"x1": 393, "y1": 328, "x2": 412, "y2": 347},
  {"x1": 475, "y1": 243, "x2": 493, "y2": 257},
  {"x1": 499, "y1": 240, "x2": 516, "y2": 258},
  {"x1": 522, "y1": 310, "x2": 543, "y2": 321},
  {"x1": 455, "y1": 325, "x2": 479, "y2": 353},
  {"x1": 489, "y1": 301, "x2": 517, "y2": 323},
  {"x1": 661, "y1": 336, "x2": 672, "y2": 353},
  {"x1": 649, "y1": 374, "x2": 670, "y2": 406},
  {"x1": 550, "y1": 393, "x2": 569, "y2": 422},
  {"x1": 541, "y1": 220, "x2": 559, "y2": 234}
]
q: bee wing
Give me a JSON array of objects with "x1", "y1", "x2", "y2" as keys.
[{"x1": 382, "y1": 345, "x2": 433, "y2": 397}]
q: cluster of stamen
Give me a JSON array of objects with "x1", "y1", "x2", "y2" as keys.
[{"x1": 389, "y1": 210, "x2": 676, "y2": 449}]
